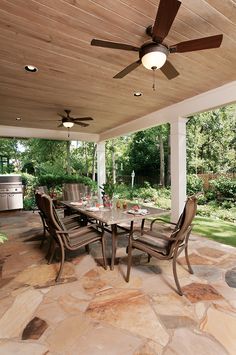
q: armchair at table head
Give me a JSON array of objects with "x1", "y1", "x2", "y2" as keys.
[{"x1": 126, "y1": 194, "x2": 199, "y2": 295}]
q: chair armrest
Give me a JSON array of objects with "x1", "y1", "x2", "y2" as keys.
[{"x1": 150, "y1": 218, "x2": 176, "y2": 231}]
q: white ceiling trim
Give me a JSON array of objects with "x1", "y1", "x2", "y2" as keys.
[
  {"x1": 99, "y1": 81, "x2": 236, "y2": 141},
  {"x1": 0, "y1": 125, "x2": 99, "y2": 142}
]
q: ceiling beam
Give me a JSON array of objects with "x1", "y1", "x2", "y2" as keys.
[
  {"x1": 0, "y1": 125, "x2": 99, "y2": 142},
  {"x1": 99, "y1": 81, "x2": 236, "y2": 141}
]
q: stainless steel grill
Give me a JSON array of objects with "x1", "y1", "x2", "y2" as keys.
[{"x1": 0, "y1": 175, "x2": 23, "y2": 211}]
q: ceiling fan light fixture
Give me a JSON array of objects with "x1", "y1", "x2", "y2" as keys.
[
  {"x1": 141, "y1": 50, "x2": 167, "y2": 70},
  {"x1": 63, "y1": 121, "x2": 74, "y2": 128}
]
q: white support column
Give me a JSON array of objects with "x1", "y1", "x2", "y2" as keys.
[
  {"x1": 97, "y1": 141, "x2": 106, "y2": 202},
  {"x1": 170, "y1": 118, "x2": 188, "y2": 223}
]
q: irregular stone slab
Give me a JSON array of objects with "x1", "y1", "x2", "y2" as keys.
[
  {"x1": 36, "y1": 300, "x2": 67, "y2": 325},
  {"x1": 164, "y1": 328, "x2": 228, "y2": 355},
  {"x1": 197, "y1": 247, "x2": 226, "y2": 259},
  {"x1": 193, "y1": 265, "x2": 222, "y2": 283},
  {"x1": 69, "y1": 323, "x2": 143, "y2": 355},
  {"x1": 81, "y1": 268, "x2": 108, "y2": 294},
  {"x1": 159, "y1": 315, "x2": 197, "y2": 329},
  {"x1": 200, "y1": 304, "x2": 236, "y2": 354},
  {"x1": 47, "y1": 313, "x2": 94, "y2": 353},
  {"x1": 216, "y1": 254, "x2": 236, "y2": 269},
  {"x1": 152, "y1": 293, "x2": 195, "y2": 318},
  {"x1": 0, "y1": 340, "x2": 48, "y2": 354},
  {"x1": 14, "y1": 262, "x2": 77, "y2": 288},
  {"x1": 86, "y1": 288, "x2": 169, "y2": 346},
  {"x1": 182, "y1": 283, "x2": 223, "y2": 303},
  {"x1": 21, "y1": 316, "x2": 48, "y2": 340},
  {"x1": 178, "y1": 254, "x2": 213, "y2": 266},
  {"x1": 225, "y1": 267, "x2": 236, "y2": 288},
  {"x1": 134, "y1": 340, "x2": 163, "y2": 355},
  {"x1": 58, "y1": 293, "x2": 91, "y2": 313},
  {"x1": 0, "y1": 289, "x2": 43, "y2": 338}
]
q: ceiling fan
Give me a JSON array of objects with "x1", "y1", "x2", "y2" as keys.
[
  {"x1": 57, "y1": 110, "x2": 93, "y2": 128},
  {"x1": 91, "y1": 0, "x2": 223, "y2": 80}
]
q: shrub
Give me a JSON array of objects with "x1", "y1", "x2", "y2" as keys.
[
  {"x1": 187, "y1": 174, "x2": 204, "y2": 195},
  {"x1": 37, "y1": 174, "x2": 96, "y2": 191},
  {"x1": 210, "y1": 177, "x2": 236, "y2": 200},
  {"x1": 23, "y1": 197, "x2": 35, "y2": 210}
]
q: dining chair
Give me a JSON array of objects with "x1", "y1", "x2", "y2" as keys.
[
  {"x1": 126, "y1": 194, "x2": 198, "y2": 295},
  {"x1": 35, "y1": 192, "x2": 83, "y2": 249},
  {"x1": 41, "y1": 194, "x2": 107, "y2": 282}
]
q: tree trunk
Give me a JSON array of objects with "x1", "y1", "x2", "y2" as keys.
[
  {"x1": 159, "y1": 131, "x2": 165, "y2": 187},
  {"x1": 112, "y1": 140, "x2": 116, "y2": 184},
  {"x1": 167, "y1": 131, "x2": 171, "y2": 186},
  {"x1": 92, "y1": 143, "x2": 97, "y2": 181},
  {"x1": 66, "y1": 140, "x2": 71, "y2": 175},
  {"x1": 84, "y1": 142, "x2": 89, "y2": 177}
]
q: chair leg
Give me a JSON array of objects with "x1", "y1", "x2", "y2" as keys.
[
  {"x1": 40, "y1": 226, "x2": 46, "y2": 249},
  {"x1": 172, "y1": 250, "x2": 183, "y2": 296},
  {"x1": 126, "y1": 241, "x2": 133, "y2": 282},
  {"x1": 185, "y1": 243, "x2": 193, "y2": 274},
  {"x1": 56, "y1": 239, "x2": 65, "y2": 282},
  {"x1": 147, "y1": 254, "x2": 151, "y2": 263},
  {"x1": 101, "y1": 237, "x2": 107, "y2": 270},
  {"x1": 47, "y1": 240, "x2": 57, "y2": 265}
]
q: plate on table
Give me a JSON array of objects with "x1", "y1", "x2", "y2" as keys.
[
  {"x1": 127, "y1": 209, "x2": 149, "y2": 215},
  {"x1": 86, "y1": 207, "x2": 100, "y2": 212},
  {"x1": 70, "y1": 202, "x2": 83, "y2": 206}
]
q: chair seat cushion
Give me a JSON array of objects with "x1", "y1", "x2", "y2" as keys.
[{"x1": 133, "y1": 231, "x2": 173, "y2": 255}]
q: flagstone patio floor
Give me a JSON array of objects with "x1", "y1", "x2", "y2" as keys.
[{"x1": 0, "y1": 210, "x2": 236, "y2": 355}]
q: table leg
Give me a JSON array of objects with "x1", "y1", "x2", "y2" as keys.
[{"x1": 111, "y1": 224, "x2": 117, "y2": 270}]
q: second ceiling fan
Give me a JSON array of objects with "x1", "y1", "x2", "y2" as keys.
[
  {"x1": 91, "y1": 0, "x2": 223, "y2": 80},
  {"x1": 57, "y1": 110, "x2": 93, "y2": 128}
]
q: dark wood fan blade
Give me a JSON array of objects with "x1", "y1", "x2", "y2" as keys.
[
  {"x1": 169, "y1": 34, "x2": 223, "y2": 53},
  {"x1": 91, "y1": 39, "x2": 139, "y2": 52},
  {"x1": 113, "y1": 59, "x2": 141, "y2": 79},
  {"x1": 152, "y1": 0, "x2": 181, "y2": 43},
  {"x1": 57, "y1": 113, "x2": 65, "y2": 118},
  {"x1": 57, "y1": 123, "x2": 63, "y2": 128},
  {"x1": 74, "y1": 122, "x2": 89, "y2": 127},
  {"x1": 160, "y1": 60, "x2": 179, "y2": 80},
  {"x1": 73, "y1": 117, "x2": 93, "y2": 121}
]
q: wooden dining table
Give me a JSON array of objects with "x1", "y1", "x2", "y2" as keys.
[{"x1": 61, "y1": 201, "x2": 168, "y2": 269}]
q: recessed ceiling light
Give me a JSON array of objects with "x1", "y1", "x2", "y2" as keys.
[
  {"x1": 24, "y1": 65, "x2": 38, "y2": 72},
  {"x1": 16, "y1": 117, "x2": 21, "y2": 120},
  {"x1": 134, "y1": 91, "x2": 143, "y2": 97}
]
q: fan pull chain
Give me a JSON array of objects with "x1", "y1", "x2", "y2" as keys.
[
  {"x1": 67, "y1": 128, "x2": 70, "y2": 138},
  {"x1": 152, "y1": 67, "x2": 156, "y2": 91}
]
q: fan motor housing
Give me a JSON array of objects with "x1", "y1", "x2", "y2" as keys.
[{"x1": 139, "y1": 43, "x2": 169, "y2": 60}]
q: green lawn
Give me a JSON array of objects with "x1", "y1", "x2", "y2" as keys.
[
  {"x1": 193, "y1": 216, "x2": 236, "y2": 247},
  {"x1": 151, "y1": 215, "x2": 236, "y2": 248}
]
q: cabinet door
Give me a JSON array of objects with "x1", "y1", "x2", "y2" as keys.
[
  {"x1": 0, "y1": 194, "x2": 8, "y2": 211},
  {"x1": 8, "y1": 194, "x2": 23, "y2": 210}
]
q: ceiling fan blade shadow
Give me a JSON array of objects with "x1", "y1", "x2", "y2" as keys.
[
  {"x1": 74, "y1": 122, "x2": 89, "y2": 127},
  {"x1": 57, "y1": 123, "x2": 63, "y2": 128},
  {"x1": 73, "y1": 117, "x2": 93, "y2": 121},
  {"x1": 169, "y1": 34, "x2": 223, "y2": 53},
  {"x1": 91, "y1": 39, "x2": 139, "y2": 52},
  {"x1": 113, "y1": 59, "x2": 141, "y2": 79},
  {"x1": 152, "y1": 0, "x2": 181, "y2": 43},
  {"x1": 160, "y1": 60, "x2": 179, "y2": 80}
]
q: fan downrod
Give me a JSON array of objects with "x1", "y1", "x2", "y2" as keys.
[
  {"x1": 146, "y1": 25, "x2": 153, "y2": 38},
  {"x1": 64, "y1": 109, "x2": 71, "y2": 116}
]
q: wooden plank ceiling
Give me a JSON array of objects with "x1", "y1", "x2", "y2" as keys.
[{"x1": 0, "y1": 0, "x2": 236, "y2": 134}]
